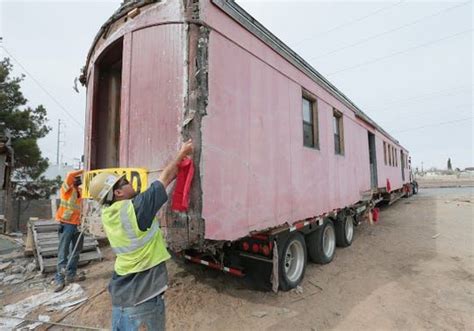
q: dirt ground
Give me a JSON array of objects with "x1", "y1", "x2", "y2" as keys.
[{"x1": 1, "y1": 186, "x2": 473, "y2": 330}]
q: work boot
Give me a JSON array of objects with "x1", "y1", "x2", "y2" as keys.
[
  {"x1": 54, "y1": 282, "x2": 65, "y2": 292},
  {"x1": 66, "y1": 272, "x2": 86, "y2": 284}
]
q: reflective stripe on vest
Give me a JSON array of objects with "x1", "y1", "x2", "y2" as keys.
[
  {"x1": 59, "y1": 200, "x2": 80, "y2": 210},
  {"x1": 111, "y1": 200, "x2": 160, "y2": 255}
]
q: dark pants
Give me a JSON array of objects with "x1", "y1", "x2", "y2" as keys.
[{"x1": 55, "y1": 223, "x2": 83, "y2": 284}]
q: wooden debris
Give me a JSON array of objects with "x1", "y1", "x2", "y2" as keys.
[{"x1": 30, "y1": 220, "x2": 102, "y2": 273}]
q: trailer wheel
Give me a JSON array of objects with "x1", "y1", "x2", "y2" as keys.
[
  {"x1": 279, "y1": 232, "x2": 307, "y2": 291},
  {"x1": 335, "y1": 215, "x2": 354, "y2": 247},
  {"x1": 307, "y1": 220, "x2": 336, "y2": 264}
]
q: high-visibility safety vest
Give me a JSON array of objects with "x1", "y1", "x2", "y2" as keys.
[
  {"x1": 55, "y1": 170, "x2": 82, "y2": 225},
  {"x1": 102, "y1": 200, "x2": 171, "y2": 276}
]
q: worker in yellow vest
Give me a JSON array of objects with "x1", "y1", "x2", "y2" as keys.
[
  {"x1": 89, "y1": 139, "x2": 193, "y2": 331},
  {"x1": 54, "y1": 169, "x2": 85, "y2": 292}
]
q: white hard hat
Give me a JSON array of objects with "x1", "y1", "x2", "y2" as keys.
[{"x1": 89, "y1": 172, "x2": 124, "y2": 205}]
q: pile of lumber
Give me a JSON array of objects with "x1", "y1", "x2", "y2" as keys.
[{"x1": 28, "y1": 220, "x2": 102, "y2": 273}]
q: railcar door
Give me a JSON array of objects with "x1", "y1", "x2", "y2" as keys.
[
  {"x1": 368, "y1": 132, "x2": 378, "y2": 189},
  {"x1": 401, "y1": 151, "x2": 405, "y2": 181},
  {"x1": 90, "y1": 39, "x2": 123, "y2": 169}
]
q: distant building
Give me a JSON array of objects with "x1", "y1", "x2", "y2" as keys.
[{"x1": 43, "y1": 163, "x2": 76, "y2": 181}]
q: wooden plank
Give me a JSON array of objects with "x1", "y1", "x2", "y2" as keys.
[
  {"x1": 37, "y1": 232, "x2": 101, "y2": 241},
  {"x1": 33, "y1": 221, "x2": 58, "y2": 227},
  {"x1": 38, "y1": 238, "x2": 97, "y2": 248},
  {"x1": 42, "y1": 250, "x2": 102, "y2": 269},
  {"x1": 39, "y1": 241, "x2": 98, "y2": 252},
  {"x1": 36, "y1": 233, "x2": 59, "y2": 239},
  {"x1": 24, "y1": 223, "x2": 35, "y2": 256},
  {"x1": 34, "y1": 223, "x2": 58, "y2": 229},
  {"x1": 41, "y1": 248, "x2": 98, "y2": 258},
  {"x1": 42, "y1": 250, "x2": 102, "y2": 272},
  {"x1": 32, "y1": 223, "x2": 46, "y2": 272},
  {"x1": 34, "y1": 226, "x2": 60, "y2": 233},
  {"x1": 31, "y1": 220, "x2": 102, "y2": 273},
  {"x1": 40, "y1": 243, "x2": 98, "y2": 256}
]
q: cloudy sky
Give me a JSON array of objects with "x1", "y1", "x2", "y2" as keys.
[{"x1": 1, "y1": 0, "x2": 472, "y2": 170}]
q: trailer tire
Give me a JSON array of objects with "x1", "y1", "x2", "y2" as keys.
[
  {"x1": 335, "y1": 215, "x2": 354, "y2": 247},
  {"x1": 279, "y1": 232, "x2": 307, "y2": 291},
  {"x1": 307, "y1": 220, "x2": 336, "y2": 264}
]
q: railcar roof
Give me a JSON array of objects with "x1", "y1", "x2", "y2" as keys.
[{"x1": 85, "y1": 0, "x2": 408, "y2": 151}]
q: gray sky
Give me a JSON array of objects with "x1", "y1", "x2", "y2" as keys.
[{"x1": 1, "y1": 0, "x2": 472, "y2": 170}]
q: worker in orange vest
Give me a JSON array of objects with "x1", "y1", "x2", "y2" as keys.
[{"x1": 54, "y1": 169, "x2": 85, "y2": 292}]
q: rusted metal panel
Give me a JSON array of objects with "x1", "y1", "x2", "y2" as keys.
[{"x1": 170, "y1": 21, "x2": 208, "y2": 251}]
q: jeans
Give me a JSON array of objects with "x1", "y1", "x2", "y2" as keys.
[
  {"x1": 112, "y1": 294, "x2": 165, "y2": 331},
  {"x1": 55, "y1": 223, "x2": 84, "y2": 284}
]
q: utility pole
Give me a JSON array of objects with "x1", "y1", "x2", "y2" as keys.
[{"x1": 56, "y1": 119, "x2": 64, "y2": 166}]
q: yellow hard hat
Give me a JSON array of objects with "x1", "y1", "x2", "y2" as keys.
[{"x1": 89, "y1": 172, "x2": 124, "y2": 205}]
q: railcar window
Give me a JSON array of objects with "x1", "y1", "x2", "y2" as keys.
[
  {"x1": 384, "y1": 142, "x2": 387, "y2": 165},
  {"x1": 333, "y1": 110, "x2": 344, "y2": 155},
  {"x1": 302, "y1": 96, "x2": 319, "y2": 149},
  {"x1": 390, "y1": 146, "x2": 393, "y2": 166},
  {"x1": 389, "y1": 145, "x2": 392, "y2": 166}
]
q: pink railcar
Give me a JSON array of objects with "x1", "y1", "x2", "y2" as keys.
[{"x1": 82, "y1": 0, "x2": 416, "y2": 290}]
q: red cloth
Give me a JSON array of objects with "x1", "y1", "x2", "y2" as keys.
[
  {"x1": 386, "y1": 178, "x2": 391, "y2": 192},
  {"x1": 171, "y1": 158, "x2": 194, "y2": 212},
  {"x1": 372, "y1": 208, "x2": 380, "y2": 223}
]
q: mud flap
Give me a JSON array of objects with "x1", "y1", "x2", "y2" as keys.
[{"x1": 271, "y1": 240, "x2": 279, "y2": 293}]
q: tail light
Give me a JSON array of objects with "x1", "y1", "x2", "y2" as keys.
[
  {"x1": 252, "y1": 243, "x2": 259, "y2": 253},
  {"x1": 260, "y1": 245, "x2": 271, "y2": 256}
]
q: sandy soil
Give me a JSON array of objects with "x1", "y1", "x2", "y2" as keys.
[{"x1": 1, "y1": 187, "x2": 473, "y2": 330}]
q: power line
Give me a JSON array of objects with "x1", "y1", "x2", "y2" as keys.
[
  {"x1": 0, "y1": 45, "x2": 84, "y2": 128},
  {"x1": 308, "y1": 0, "x2": 472, "y2": 61},
  {"x1": 291, "y1": 0, "x2": 406, "y2": 48},
  {"x1": 367, "y1": 86, "x2": 473, "y2": 112},
  {"x1": 374, "y1": 103, "x2": 472, "y2": 122},
  {"x1": 326, "y1": 28, "x2": 473, "y2": 76},
  {"x1": 389, "y1": 117, "x2": 473, "y2": 133},
  {"x1": 378, "y1": 111, "x2": 473, "y2": 129}
]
